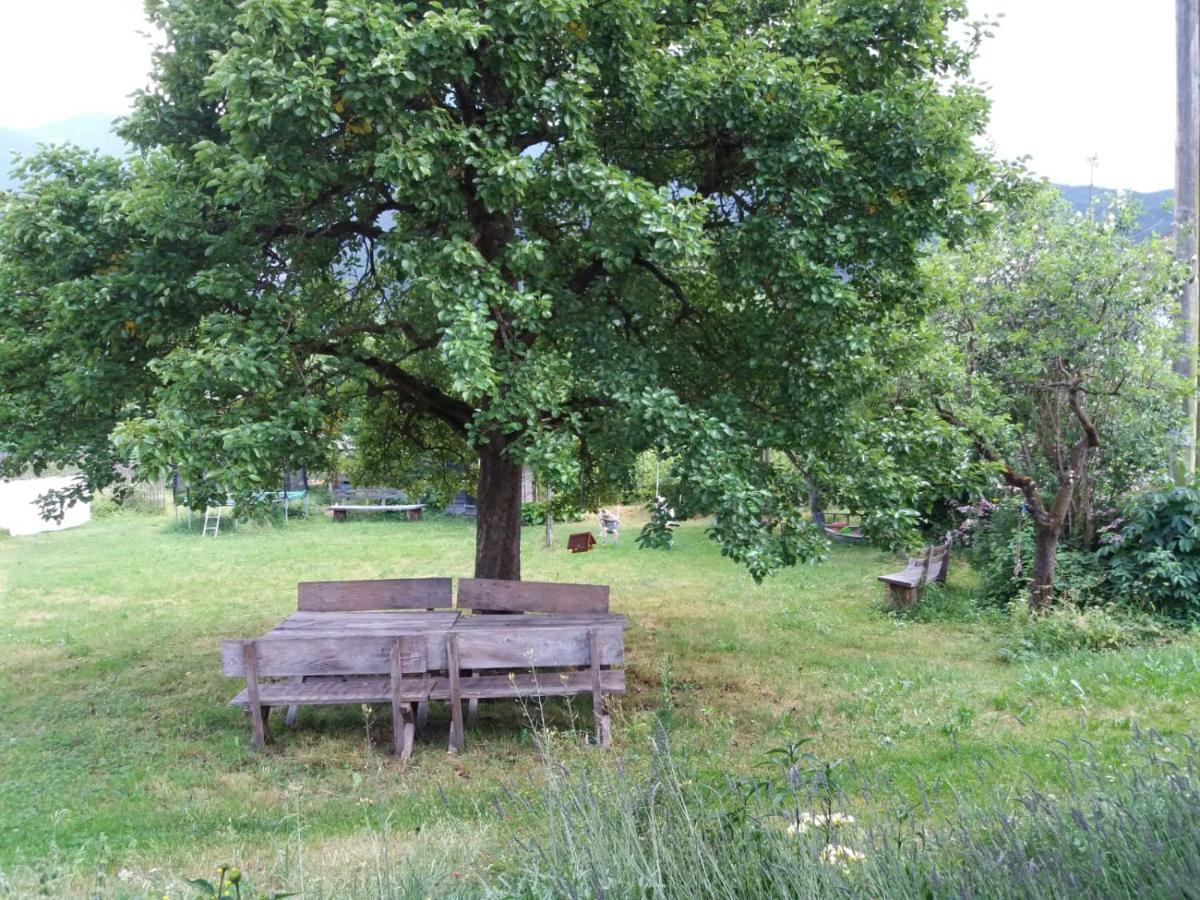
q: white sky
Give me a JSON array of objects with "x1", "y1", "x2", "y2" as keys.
[{"x1": 0, "y1": 0, "x2": 1179, "y2": 191}]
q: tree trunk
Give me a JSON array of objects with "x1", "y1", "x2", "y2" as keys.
[
  {"x1": 1030, "y1": 521, "x2": 1060, "y2": 610},
  {"x1": 544, "y1": 484, "x2": 554, "y2": 550},
  {"x1": 474, "y1": 434, "x2": 523, "y2": 580}
]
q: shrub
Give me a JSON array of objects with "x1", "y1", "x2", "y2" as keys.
[
  {"x1": 966, "y1": 498, "x2": 1108, "y2": 607},
  {"x1": 996, "y1": 601, "x2": 1167, "y2": 662},
  {"x1": 1100, "y1": 486, "x2": 1200, "y2": 619}
]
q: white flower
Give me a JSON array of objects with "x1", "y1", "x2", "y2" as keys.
[
  {"x1": 787, "y1": 811, "x2": 856, "y2": 835},
  {"x1": 118, "y1": 869, "x2": 133, "y2": 882},
  {"x1": 820, "y1": 843, "x2": 866, "y2": 868}
]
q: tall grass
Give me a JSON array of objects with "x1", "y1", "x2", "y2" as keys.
[{"x1": 483, "y1": 727, "x2": 1200, "y2": 899}]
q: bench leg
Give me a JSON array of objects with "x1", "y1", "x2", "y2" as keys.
[
  {"x1": 449, "y1": 700, "x2": 465, "y2": 754},
  {"x1": 887, "y1": 584, "x2": 919, "y2": 611},
  {"x1": 467, "y1": 670, "x2": 480, "y2": 727},
  {"x1": 392, "y1": 702, "x2": 416, "y2": 761},
  {"x1": 249, "y1": 704, "x2": 273, "y2": 751},
  {"x1": 416, "y1": 699, "x2": 429, "y2": 733},
  {"x1": 448, "y1": 636, "x2": 464, "y2": 754},
  {"x1": 285, "y1": 676, "x2": 304, "y2": 726},
  {"x1": 333, "y1": 509, "x2": 346, "y2": 522}
]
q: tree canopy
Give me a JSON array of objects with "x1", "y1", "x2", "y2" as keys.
[{"x1": 0, "y1": 0, "x2": 995, "y2": 579}]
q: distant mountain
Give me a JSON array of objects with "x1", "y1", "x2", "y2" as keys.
[
  {"x1": 0, "y1": 114, "x2": 127, "y2": 189},
  {"x1": 1055, "y1": 183, "x2": 1174, "y2": 238}
]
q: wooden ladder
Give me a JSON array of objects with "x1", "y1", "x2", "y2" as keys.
[{"x1": 202, "y1": 507, "x2": 222, "y2": 537}]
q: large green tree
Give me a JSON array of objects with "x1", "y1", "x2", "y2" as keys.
[{"x1": 0, "y1": 0, "x2": 993, "y2": 580}]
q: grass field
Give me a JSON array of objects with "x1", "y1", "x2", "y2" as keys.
[{"x1": 2, "y1": 506, "x2": 1198, "y2": 896}]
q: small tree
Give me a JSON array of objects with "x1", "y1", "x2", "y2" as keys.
[{"x1": 927, "y1": 189, "x2": 1186, "y2": 607}]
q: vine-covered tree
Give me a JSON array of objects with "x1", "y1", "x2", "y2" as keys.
[
  {"x1": 0, "y1": 0, "x2": 994, "y2": 580},
  {"x1": 925, "y1": 189, "x2": 1185, "y2": 607}
]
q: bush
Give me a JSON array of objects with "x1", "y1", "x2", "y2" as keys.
[
  {"x1": 520, "y1": 498, "x2": 584, "y2": 526},
  {"x1": 1100, "y1": 486, "x2": 1200, "y2": 619},
  {"x1": 966, "y1": 498, "x2": 1108, "y2": 607},
  {"x1": 996, "y1": 601, "x2": 1167, "y2": 662}
]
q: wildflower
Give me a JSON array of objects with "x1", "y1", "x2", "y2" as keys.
[
  {"x1": 820, "y1": 843, "x2": 866, "y2": 868},
  {"x1": 786, "y1": 811, "x2": 856, "y2": 835},
  {"x1": 118, "y1": 868, "x2": 132, "y2": 881}
]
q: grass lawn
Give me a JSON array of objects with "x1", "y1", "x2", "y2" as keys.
[{"x1": 2, "y1": 506, "x2": 1198, "y2": 895}]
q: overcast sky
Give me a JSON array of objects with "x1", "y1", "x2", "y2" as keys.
[{"x1": 0, "y1": 0, "x2": 1178, "y2": 191}]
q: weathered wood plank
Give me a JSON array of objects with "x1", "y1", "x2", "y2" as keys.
[
  {"x1": 270, "y1": 611, "x2": 460, "y2": 632},
  {"x1": 221, "y1": 636, "x2": 430, "y2": 677},
  {"x1": 450, "y1": 613, "x2": 627, "y2": 630},
  {"x1": 451, "y1": 625, "x2": 623, "y2": 669},
  {"x1": 230, "y1": 677, "x2": 434, "y2": 706},
  {"x1": 457, "y1": 578, "x2": 610, "y2": 614},
  {"x1": 448, "y1": 634, "x2": 464, "y2": 754},
  {"x1": 297, "y1": 578, "x2": 452, "y2": 612},
  {"x1": 228, "y1": 671, "x2": 625, "y2": 706},
  {"x1": 391, "y1": 639, "x2": 415, "y2": 760},
  {"x1": 242, "y1": 642, "x2": 268, "y2": 750}
]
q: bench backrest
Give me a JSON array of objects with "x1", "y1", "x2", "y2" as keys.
[
  {"x1": 457, "y1": 578, "x2": 610, "y2": 614},
  {"x1": 904, "y1": 541, "x2": 950, "y2": 586},
  {"x1": 297, "y1": 577, "x2": 452, "y2": 611},
  {"x1": 449, "y1": 625, "x2": 624, "y2": 669},
  {"x1": 221, "y1": 635, "x2": 427, "y2": 678}
]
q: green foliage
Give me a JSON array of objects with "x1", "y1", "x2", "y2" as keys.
[
  {"x1": 1101, "y1": 486, "x2": 1200, "y2": 619},
  {"x1": 520, "y1": 498, "x2": 583, "y2": 526},
  {"x1": 189, "y1": 863, "x2": 294, "y2": 899},
  {"x1": 997, "y1": 601, "x2": 1167, "y2": 662},
  {"x1": 0, "y1": 0, "x2": 996, "y2": 578},
  {"x1": 967, "y1": 498, "x2": 1107, "y2": 607}
]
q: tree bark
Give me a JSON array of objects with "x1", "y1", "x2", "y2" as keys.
[{"x1": 474, "y1": 434, "x2": 523, "y2": 580}]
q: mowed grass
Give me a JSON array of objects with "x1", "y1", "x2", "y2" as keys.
[{"x1": 2, "y1": 507, "x2": 1199, "y2": 888}]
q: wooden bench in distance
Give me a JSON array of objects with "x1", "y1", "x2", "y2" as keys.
[
  {"x1": 221, "y1": 635, "x2": 429, "y2": 759},
  {"x1": 878, "y1": 540, "x2": 950, "y2": 610},
  {"x1": 286, "y1": 577, "x2": 452, "y2": 726},
  {"x1": 328, "y1": 503, "x2": 424, "y2": 521},
  {"x1": 445, "y1": 624, "x2": 624, "y2": 752}
]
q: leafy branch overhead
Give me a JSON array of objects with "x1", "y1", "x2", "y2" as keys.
[{"x1": 1, "y1": 0, "x2": 996, "y2": 579}]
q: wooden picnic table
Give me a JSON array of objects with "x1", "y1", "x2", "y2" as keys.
[{"x1": 227, "y1": 604, "x2": 628, "y2": 755}]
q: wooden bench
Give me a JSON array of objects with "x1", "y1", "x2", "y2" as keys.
[
  {"x1": 454, "y1": 577, "x2": 611, "y2": 730},
  {"x1": 445, "y1": 623, "x2": 624, "y2": 751},
  {"x1": 878, "y1": 540, "x2": 950, "y2": 609},
  {"x1": 222, "y1": 624, "x2": 626, "y2": 756},
  {"x1": 286, "y1": 578, "x2": 451, "y2": 726},
  {"x1": 222, "y1": 635, "x2": 430, "y2": 759},
  {"x1": 328, "y1": 503, "x2": 424, "y2": 521}
]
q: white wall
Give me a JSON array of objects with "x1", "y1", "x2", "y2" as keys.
[{"x1": 0, "y1": 477, "x2": 91, "y2": 536}]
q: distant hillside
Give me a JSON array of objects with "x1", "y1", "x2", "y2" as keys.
[
  {"x1": 1055, "y1": 183, "x2": 1174, "y2": 238},
  {"x1": 0, "y1": 114, "x2": 127, "y2": 189}
]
